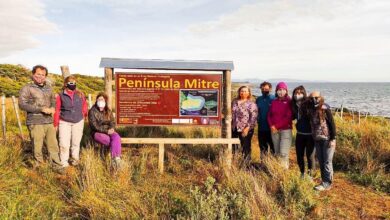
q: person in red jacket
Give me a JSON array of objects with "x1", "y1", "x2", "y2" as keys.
[
  {"x1": 267, "y1": 82, "x2": 293, "y2": 168},
  {"x1": 54, "y1": 75, "x2": 88, "y2": 167}
]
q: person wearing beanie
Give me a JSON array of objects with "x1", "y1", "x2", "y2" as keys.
[{"x1": 267, "y1": 82, "x2": 293, "y2": 168}]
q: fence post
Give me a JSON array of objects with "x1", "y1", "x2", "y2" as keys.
[
  {"x1": 158, "y1": 142, "x2": 165, "y2": 174},
  {"x1": 358, "y1": 110, "x2": 361, "y2": 125},
  {"x1": 340, "y1": 104, "x2": 344, "y2": 121},
  {"x1": 60, "y1": 65, "x2": 71, "y2": 79},
  {"x1": 2, "y1": 95, "x2": 6, "y2": 139},
  {"x1": 88, "y1": 94, "x2": 92, "y2": 109},
  {"x1": 11, "y1": 96, "x2": 24, "y2": 140}
]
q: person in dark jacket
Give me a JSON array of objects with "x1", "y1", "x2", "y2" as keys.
[
  {"x1": 88, "y1": 92, "x2": 122, "y2": 167},
  {"x1": 18, "y1": 65, "x2": 62, "y2": 169},
  {"x1": 54, "y1": 75, "x2": 88, "y2": 167},
  {"x1": 292, "y1": 86, "x2": 315, "y2": 179},
  {"x1": 255, "y1": 81, "x2": 275, "y2": 157},
  {"x1": 308, "y1": 91, "x2": 336, "y2": 191}
]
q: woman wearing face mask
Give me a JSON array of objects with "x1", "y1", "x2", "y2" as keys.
[
  {"x1": 232, "y1": 85, "x2": 258, "y2": 161},
  {"x1": 54, "y1": 75, "x2": 88, "y2": 167},
  {"x1": 292, "y1": 86, "x2": 315, "y2": 179},
  {"x1": 308, "y1": 91, "x2": 336, "y2": 191},
  {"x1": 88, "y1": 92, "x2": 122, "y2": 168},
  {"x1": 267, "y1": 82, "x2": 293, "y2": 168}
]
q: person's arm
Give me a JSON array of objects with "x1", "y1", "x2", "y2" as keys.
[
  {"x1": 109, "y1": 111, "x2": 116, "y2": 129},
  {"x1": 53, "y1": 95, "x2": 61, "y2": 127},
  {"x1": 248, "y1": 102, "x2": 258, "y2": 130},
  {"x1": 326, "y1": 108, "x2": 336, "y2": 140},
  {"x1": 82, "y1": 95, "x2": 88, "y2": 118},
  {"x1": 18, "y1": 86, "x2": 42, "y2": 113},
  {"x1": 88, "y1": 109, "x2": 108, "y2": 134}
]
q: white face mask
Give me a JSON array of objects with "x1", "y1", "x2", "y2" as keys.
[
  {"x1": 277, "y1": 89, "x2": 287, "y2": 97},
  {"x1": 97, "y1": 101, "x2": 106, "y2": 108},
  {"x1": 294, "y1": 94, "x2": 304, "y2": 101}
]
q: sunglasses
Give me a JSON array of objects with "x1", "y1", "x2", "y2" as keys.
[{"x1": 67, "y1": 82, "x2": 76, "y2": 85}]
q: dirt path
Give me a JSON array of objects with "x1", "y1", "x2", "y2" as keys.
[{"x1": 311, "y1": 172, "x2": 389, "y2": 219}]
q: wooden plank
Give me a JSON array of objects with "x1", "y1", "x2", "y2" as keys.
[
  {"x1": 121, "y1": 138, "x2": 240, "y2": 145},
  {"x1": 99, "y1": 58, "x2": 234, "y2": 71},
  {"x1": 88, "y1": 94, "x2": 92, "y2": 109},
  {"x1": 60, "y1": 65, "x2": 71, "y2": 78},
  {"x1": 104, "y1": 67, "x2": 113, "y2": 109},
  {"x1": 158, "y1": 143, "x2": 164, "y2": 174}
]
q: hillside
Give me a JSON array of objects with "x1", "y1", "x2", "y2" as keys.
[{"x1": 0, "y1": 64, "x2": 104, "y2": 96}]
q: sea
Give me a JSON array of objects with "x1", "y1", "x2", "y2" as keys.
[{"x1": 248, "y1": 82, "x2": 390, "y2": 117}]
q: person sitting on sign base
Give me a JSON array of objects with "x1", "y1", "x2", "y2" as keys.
[{"x1": 88, "y1": 92, "x2": 122, "y2": 169}]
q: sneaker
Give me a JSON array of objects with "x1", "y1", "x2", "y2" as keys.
[
  {"x1": 300, "y1": 173, "x2": 305, "y2": 179},
  {"x1": 314, "y1": 182, "x2": 331, "y2": 191},
  {"x1": 112, "y1": 157, "x2": 122, "y2": 170},
  {"x1": 70, "y1": 160, "x2": 79, "y2": 166}
]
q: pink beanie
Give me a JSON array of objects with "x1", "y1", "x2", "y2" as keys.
[{"x1": 276, "y1": 82, "x2": 288, "y2": 90}]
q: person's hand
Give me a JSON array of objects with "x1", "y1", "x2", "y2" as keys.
[
  {"x1": 42, "y1": 107, "x2": 54, "y2": 115},
  {"x1": 271, "y1": 126, "x2": 278, "y2": 134},
  {"x1": 107, "y1": 128, "x2": 115, "y2": 135},
  {"x1": 242, "y1": 127, "x2": 250, "y2": 137},
  {"x1": 329, "y1": 139, "x2": 336, "y2": 148}
]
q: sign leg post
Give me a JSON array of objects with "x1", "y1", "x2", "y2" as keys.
[{"x1": 158, "y1": 142, "x2": 165, "y2": 174}]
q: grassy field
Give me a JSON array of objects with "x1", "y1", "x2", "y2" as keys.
[
  {"x1": 0, "y1": 66, "x2": 389, "y2": 219},
  {"x1": 0, "y1": 112, "x2": 389, "y2": 219}
]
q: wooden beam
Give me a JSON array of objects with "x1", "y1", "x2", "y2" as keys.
[
  {"x1": 60, "y1": 66, "x2": 71, "y2": 78},
  {"x1": 104, "y1": 67, "x2": 113, "y2": 109},
  {"x1": 222, "y1": 70, "x2": 232, "y2": 139},
  {"x1": 120, "y1": 138, "x2": 240, "y2": 145}
]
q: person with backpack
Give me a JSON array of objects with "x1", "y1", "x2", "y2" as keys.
[{"x1": 308, "y1": 91, "x2": 336, "y2": 191}]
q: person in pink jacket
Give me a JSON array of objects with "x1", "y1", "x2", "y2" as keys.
[{"x1": 267, "y1": 82, "x2": 293, "y2": 168}]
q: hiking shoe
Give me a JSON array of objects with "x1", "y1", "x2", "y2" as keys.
[{"x1": 314, "y1": 182, "x2": 331, "y2": 191}]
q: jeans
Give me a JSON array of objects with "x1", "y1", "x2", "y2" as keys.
[
  {"x1": 315, "y1": 139, "x2": 335, "y2": 184},
  {"x1": 295, "y1": 134, "x2": 315, "y2": 175},
  {"x1": 232, "y1": 128, "x2": 254, "y2": 161},
  {"x1": 271, "y1": 129, "x2": 292, "y2": 168},
  {"x1": 93, "y1": 132, "x2": 122, "y2": 158}
]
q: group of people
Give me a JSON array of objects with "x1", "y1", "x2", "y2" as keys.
[
  {"x1": 18, "y1": 64, "x2": 335, "y2": 191},
  {"x1": 232, "y1": 81, "x2": 336, "y2": 191},
  {"x1": 18, "y1": 65, "x2": 123, "y2": 172}
]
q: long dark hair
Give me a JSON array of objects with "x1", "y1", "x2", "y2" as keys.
[
  {"x1": 95, "y1": 92, "x2": 111, "y2": 119},
  {"x1": 292, "y1": 85, "x2": 308, "y2": 116}
]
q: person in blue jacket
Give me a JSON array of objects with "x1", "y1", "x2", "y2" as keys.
[
  {"x1": 292, "y1": 85, "x2": 315, "y2": 179},
  {"x1": 255, "y1": 81, "x2": 275, "y2": 157}
]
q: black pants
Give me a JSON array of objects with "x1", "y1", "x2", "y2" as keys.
[
  {"x1": 232, "y1": 128, "x2": 254, "y2": 160},
  {"x1": 258, "y1": 129, "x2": 275, "y2": 155},
  {"x1": 295, "y1": 134, "x2": 315, "y2": 175}
]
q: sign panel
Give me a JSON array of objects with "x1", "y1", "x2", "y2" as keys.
[{"x1": 116, "y1": 73, "x2": 221, "y2": 126}]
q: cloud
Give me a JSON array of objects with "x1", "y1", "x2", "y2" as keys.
[{"x1": 0, "y1": 0, "x2": 58, "y2": 57}]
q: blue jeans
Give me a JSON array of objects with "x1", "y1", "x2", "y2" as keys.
[{"x1": 315, "y1": 140, "x2": 335, "y2": 184}]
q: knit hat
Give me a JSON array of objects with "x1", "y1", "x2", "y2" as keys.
[{"x1": 276, "y1": 82, "x2": 288, "y2": 90}]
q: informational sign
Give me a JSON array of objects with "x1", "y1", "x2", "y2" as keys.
[{"x1": 116, "y1": 73, "x2": 221, "y2": 126}]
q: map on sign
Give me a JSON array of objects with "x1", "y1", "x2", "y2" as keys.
[{"x1": 179, "y1": 90, "x2": 218, "y2": 117}]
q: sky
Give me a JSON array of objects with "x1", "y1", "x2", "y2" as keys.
[{"x1": 0, "y1": 0, "x2": 390, "y2": 82}]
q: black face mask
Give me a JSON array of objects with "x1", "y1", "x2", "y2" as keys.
[
  {"x1": 67, "y1": 83, "x2": 76, "y2": 91},
  {"x1": 262, "y1": 91, "x2": 270, "y2": 96},
  {"x1": 312, "y1": 97, "x2": 320, "y2": 108}
]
